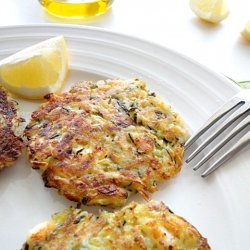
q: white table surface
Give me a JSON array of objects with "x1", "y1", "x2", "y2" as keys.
[{"x1": 0, "y1": 0, "x2": 250, "y2": 83}]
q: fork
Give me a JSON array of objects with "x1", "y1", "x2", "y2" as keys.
[{"x1": 185, "y1": 89, "x2": 250, "y2": 178}]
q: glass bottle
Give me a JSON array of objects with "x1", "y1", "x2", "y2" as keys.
[{"x1": 38, "y1": 0, "x2": 114, "y2": 19}]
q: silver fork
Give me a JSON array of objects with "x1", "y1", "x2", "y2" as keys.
[{"x1": 185, "y1": 89, "x2": 250, "y2": 178}]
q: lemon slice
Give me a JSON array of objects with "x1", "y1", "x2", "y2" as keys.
[
  {"x1": 241, "y1": 20, "x2": 250, "y2": 42},
  {"x1": 189, "y1": 0, "x2": 230, "y2": 24},
  {"x1": 0, "y1": 36, "x2": 68, "y2": 99}
]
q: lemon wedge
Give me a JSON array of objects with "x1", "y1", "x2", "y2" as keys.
[
  {"x1": 241, "y1": 20, "x2": 250, "y2": 42},
  {"x1": 189, "y1": 0, "x2": 230, "y2": 24},
  {"x1": 0, "y1": 36, "x2": 68, "y2": 99}
]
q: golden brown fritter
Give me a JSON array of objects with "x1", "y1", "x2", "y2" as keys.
[
  {"x1": 21, "y1": 200, "x2": 210, "y2": 250},
  {"x1": 24, "y1": 78, "x2": 188, "y2": 207},
  {"x1": 0, "y1": 86, "x2": 25, "y2": 170}
]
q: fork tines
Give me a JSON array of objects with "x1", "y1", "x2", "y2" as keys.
[{"x1": 185, "y1": 90, "x2": 250, "y2": 177}]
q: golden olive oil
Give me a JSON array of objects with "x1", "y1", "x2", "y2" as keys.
[{"x1": 38, "y1": 0, "x2": 114, "y2": 19}]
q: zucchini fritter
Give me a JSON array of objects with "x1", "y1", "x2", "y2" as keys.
[
  {"x1": 21, "y1": 200, "x2": 210, "y2": 250},
  {"x1": 24, "y1": 78, "x2": 188, "y2": 207},
  {"x1": 0, "y1": 86, "x2": 25, "y2": 170}
]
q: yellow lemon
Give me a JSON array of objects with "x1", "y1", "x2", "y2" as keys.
[
  {"x1": 241, "y1": 20, "x2": 250, "y2": 42},
  {"x1": 189, "y1": 0, "x2": 230, "y2": 24},
  {"x1": 0, "y1": 36, "x2": 68, "y2": 99}
]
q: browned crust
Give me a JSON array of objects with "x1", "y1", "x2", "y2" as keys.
[
  {"x1": 24, "y1": 78, "x2": 188, "y2": 207},
  {"x1": 22, "y1": 200, "x2": 211, "y2": 250},
  {"x1": 0, "y1": 86, "x2": 25, "y2": 170}
]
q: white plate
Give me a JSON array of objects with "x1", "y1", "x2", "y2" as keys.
[{"x1": 0, "y1": 24, "x2": 248, "y2": 250}]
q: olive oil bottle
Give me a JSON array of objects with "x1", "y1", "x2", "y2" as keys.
[{"x1": 38, "y1": 0, "x2": 114, "y2": 19}]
